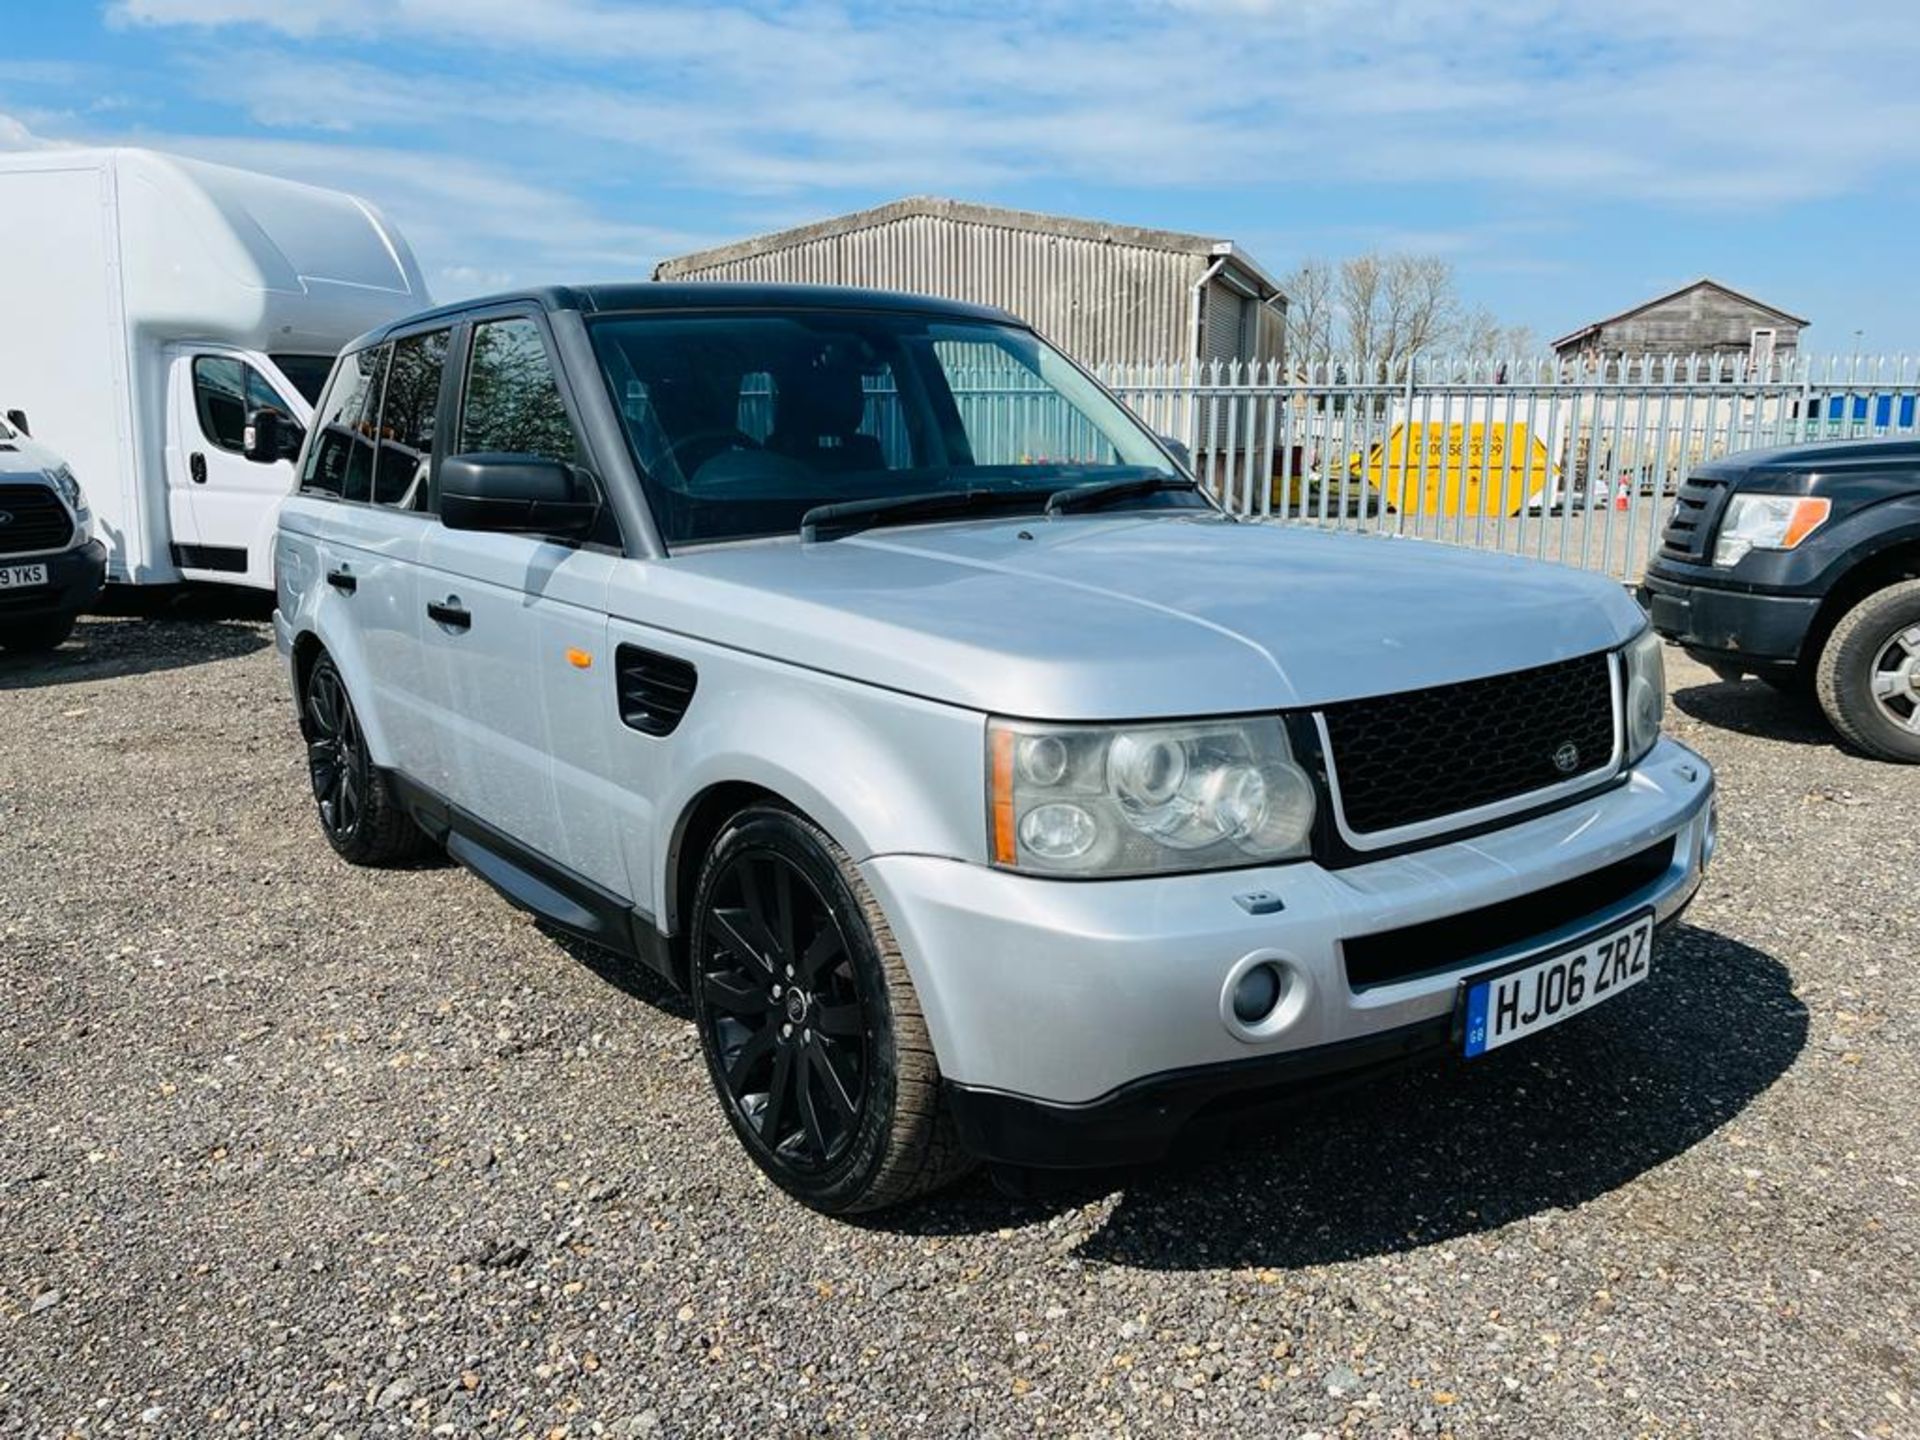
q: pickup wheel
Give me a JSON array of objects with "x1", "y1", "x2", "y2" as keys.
[
  {"x1": 1815, "y1": 579, "x2": 1920, "y2": 762},
  {"x1": 688, "y1": 805, "x2": 972, "y2": 1213},
  {"x1": 302, "y1": 653, "x2": 431, "y2": 864}
]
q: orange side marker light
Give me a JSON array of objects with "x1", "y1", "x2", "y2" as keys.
[{"x1": 566, "y1": 647, "x2": 593, "y2": 670}]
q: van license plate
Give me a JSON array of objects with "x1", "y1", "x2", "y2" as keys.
[
  {"x1": 0, "y1": 563, "x2": 48, "y2": 589},
  {"x1": 1461, "y1": 910, "x2": 1654, "y2": 1058}
]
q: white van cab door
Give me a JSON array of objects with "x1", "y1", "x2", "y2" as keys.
[{"x1": 167, "y1": 346, "x2": 311, "y2": 587}]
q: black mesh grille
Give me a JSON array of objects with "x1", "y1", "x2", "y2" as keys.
[
  {"x1": 1659, "y1": 474, "x2": 1731, "y2": 560},
  {"x1": 0, "y1": 484, "x2": 74, "y2": 556},
  {"x1": 615, "y1": 644, "x2": 697, "y2": 736},
  {"x1": 1322, "y1": 652, "x2": 1616, "y2": 835}
]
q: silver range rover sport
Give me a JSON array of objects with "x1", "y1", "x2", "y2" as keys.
[{"x1": 270, "y1": 283, "x2": 1716, "y2": 1213}]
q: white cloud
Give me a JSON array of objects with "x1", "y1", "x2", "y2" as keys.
[{"x1": 100, "y1": 0, "x2": 1920, "y2": 213}]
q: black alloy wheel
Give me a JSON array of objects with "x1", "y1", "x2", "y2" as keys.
[
  {"x1": 300, "y1": 653, "x2": 429, "y2": 865},
  {"x1": 688, "y1": 806, "x2": 970, "y2": 1212},
  {"x1": 305, "y1": 657, "x2": 366, "y2": 843},
  {"x1": 699, "y1": 846, "x2": 870, "y2": 1172}
]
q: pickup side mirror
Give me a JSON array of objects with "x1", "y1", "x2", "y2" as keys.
[
  {"x1": 243, "y1": 407, "x2": 304, "y2": 463},
  {"x1": 1158, "y1": 433, "x2": 1193, "y2": 474},
  {"x1": 439, "y1": 453, "x2": 599, "y2": 538},
  {"x1": 5, "y1": 408, "x2": 28, "y2": 436}
]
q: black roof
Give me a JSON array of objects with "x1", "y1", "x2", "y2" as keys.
[{"x1": 354, "y1": 281, "x2": 1021, "y2": 349}]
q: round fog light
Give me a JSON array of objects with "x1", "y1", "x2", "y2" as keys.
[{"x1": 1231, "y1": 961, "x2": 1284, "y2": 1023}]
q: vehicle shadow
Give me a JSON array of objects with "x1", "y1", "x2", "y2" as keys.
[
  {"x1": 887, "y1": 924, "x2": 1806, "y2": 1269},
  {"x1": 1671, "y1": 677, "x2": 1834, "y2": 748},
  {"x1": 0, "y1": 588, "x2": 273, "y2": 690},
  {"x1": 542, "y1": 924, "x2": 694, "y2": 1023}
]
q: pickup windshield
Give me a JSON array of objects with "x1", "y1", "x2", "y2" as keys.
[{"x1": 588, "y1": 310, "x2": 1197, "y2": 545}]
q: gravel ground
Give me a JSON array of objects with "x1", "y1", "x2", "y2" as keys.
[{"x1": 1, "y1": 593, "x2": 1915, "y2": 1438}]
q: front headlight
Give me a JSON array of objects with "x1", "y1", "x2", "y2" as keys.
[
  {"x1": 1623, "y1": 627, "x2": 1665, "y2": 763},
  {"x1": 1713, "y1": 493, "x2": 1829, "y2": 567},
  {"x1": 987, "y1": 715, "x2": 1316, "y2": 876},
  {"x1": 47, "y1": 464, "x2": 89, "y2": 520}
]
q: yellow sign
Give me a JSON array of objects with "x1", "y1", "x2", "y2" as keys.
[{"x1": 1363, "y1": 423, "x2": 1556, "y2": 517}]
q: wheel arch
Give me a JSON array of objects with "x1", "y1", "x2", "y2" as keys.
[{"x1": 1806, "y1": 535, "x2": 1920, "y2": 668}]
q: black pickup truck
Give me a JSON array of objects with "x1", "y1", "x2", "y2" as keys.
[{"x1": 1640, "y1": 437, "x2": 1920, "y2": 761}]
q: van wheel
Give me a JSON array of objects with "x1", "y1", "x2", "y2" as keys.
[
  {"x1": 688, "y1": 805, "x2": 973, "y2": 1214},
  {"x1": 302, "y1": 654, "x2": 430, "y2": 863},
  {"x1": 2, "y1": 615, "x2": 75, "y2": 652},
  {"x1": 1815, "y1": 579, "x2": 1920, "y2": 762}
]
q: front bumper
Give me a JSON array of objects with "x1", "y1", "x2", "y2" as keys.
[
  {"x1": 1638, "y1": 567, "x2": 1819, "y2": 671},
  {"x1": 862, "y1": 737, "x2": 1714, "y2": 1168},
  {"x1": 0, "y1": 539, "x2": 106, "y2": 625}
]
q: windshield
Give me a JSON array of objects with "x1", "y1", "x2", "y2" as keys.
[
  {"x1": 588, "y1": 311, "x2": 1189, "y2": 545},
  {"x1": 270, "y1": 353, "x2": 337, "y2": 407}
]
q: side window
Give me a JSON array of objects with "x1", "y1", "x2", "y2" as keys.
[
  {"x1": 368, "y1": 330, "x2": 450, "y2": 511},
  {"x1": 459, "y1": 318, "x2": 580, "y2": 463},
  {"x1": 191, "y1": 357, "x2": 250, "y2": 452},
  {"x1": 301, "y1": 346, "x2": 388, "y2": 500},
  {"x1": 194, "y1": 357, "x2": 296, "y2": 454}
]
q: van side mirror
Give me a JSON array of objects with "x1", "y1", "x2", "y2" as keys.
[
  {"x1": 439, "y1": 453, "x2": 599, "y2": 538},
  {"x1": 243, "y1": 407, "x2": 304, "y2": 463},
  {"x1": 1158, "y1": 434, "x2": 1193, "y2": 474},
  {"x1": 5, "y1": 408, "x2": 28, "y2": 436}
]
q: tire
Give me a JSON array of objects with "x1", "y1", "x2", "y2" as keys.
[
  {"x1": 1815, "y1": 579, "x2": 1920, "y2": 762},
  {"x1": 688, "y1": 804, "x2": 972, "y2": 1213},
  {"x1": 2, "y1": 614, "x2": 76, "y2": 653},
  {"x1": 301, "y1": 653, "x2": 432, "y2": 864}
]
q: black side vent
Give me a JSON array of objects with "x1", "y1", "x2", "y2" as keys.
[{"x1": 615, "y1": 644, "x2": 697, "y2": 736}]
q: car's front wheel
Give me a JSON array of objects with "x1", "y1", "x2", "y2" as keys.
[
  {"x1": 1816, "y1": 579, "x2": 1920, "y2": 761},
  {"x1": 688, "y1": 804, "x2": 971, "y2": 1213},
  {"x1": 302, "y1": 652, "x2": 431, "y2": 864}
]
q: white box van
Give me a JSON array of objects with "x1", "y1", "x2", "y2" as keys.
[{"x1": 0, "y1": 148, "x2": 429, "y2": 589}]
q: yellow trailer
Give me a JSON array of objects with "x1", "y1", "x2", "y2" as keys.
[{"x1": 1361, "y1": 422, "x2": 1557, "y2": 517}]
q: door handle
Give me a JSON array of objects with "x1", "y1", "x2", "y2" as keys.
[
  {"x1": 427, "y1": 597, "x2": 471, "y2": 631},
  {"x1": 325, "y1": 568, "x2": 357, "y2": 594},
  {"x1": 189, "y1": 452, "x2": 207, "y2": 484}
]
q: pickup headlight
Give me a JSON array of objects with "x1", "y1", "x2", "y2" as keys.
[
  {"x1": 987, "y1": 716, "x2": 1316, "y2": 876},
  {"x1": 1713, "y1": 493, "x2": 1829, "y2": 567},
  {"x1": 1623, "y1": 627, "x2": 1665, "y2": 763}
]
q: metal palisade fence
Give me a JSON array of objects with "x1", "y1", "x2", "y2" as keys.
[{"x1": 1095, "y1": 354, "x2": 1920, "y2": 583}]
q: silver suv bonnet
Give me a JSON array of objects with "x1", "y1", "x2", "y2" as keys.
[{"x1": 631, "y1": 513, "x2": 1647, "y2": 720}]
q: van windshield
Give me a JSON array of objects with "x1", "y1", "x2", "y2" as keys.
[
  {"x1": 270, "y1": 354, "x2": 337, "y2": 407},
  {"x1": 588, "y1": 311, "x2": 1192, "y2": 545}
]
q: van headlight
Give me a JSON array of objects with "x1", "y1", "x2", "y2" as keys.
[
  {"x1": 1713, "y1": 494, "x2": 1829, "y2": 567},
  {"x1": 1623, "y1": 627, "x2": 1665, "y2": 763},
  {"x1": 987, "y1": 716, "x2": 1316, "y2": 876},
  {"x1": 47, "y1": 465, "x2": 90, "y2": 521}
]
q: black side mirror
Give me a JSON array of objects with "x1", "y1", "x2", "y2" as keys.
[
  {"x1": 243, "y1": 407, "x2": 304, "y2": 463},
  {"x1": 1158, "y1": 434, "x2": 1193, "y2": 474},
  {"x1": 439, "y1": 453, "x2": 599, "y2": 537},
  {"x1": 5, "y1": 408, "x2": 28, "y2": 436}
]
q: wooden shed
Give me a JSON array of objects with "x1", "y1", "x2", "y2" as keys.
[
  {"x1": 1552, "y1": 279, "x2": 1807, "y2": 368},
  {"x1": 652, "y1": 196, "x2": 1286, "y2": 372}
]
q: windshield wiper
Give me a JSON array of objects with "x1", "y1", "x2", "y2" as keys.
[
  {"x1": 800, "y1": 488, "x2": 1043, "y2": 543},
  {"x1": 1044, "y1": 473, "x2": 1203, "y2": 516}
]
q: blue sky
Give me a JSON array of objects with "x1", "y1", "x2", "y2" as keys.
[{"x1": 4, "y1": 0, "x2": 1919, "y2": 352}]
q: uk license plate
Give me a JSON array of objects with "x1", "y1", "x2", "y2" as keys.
[
  {"x1": 0, "y1": 563, "x2": 48, "y2": 589},
  {"x1": 1461, "y1": 910, "x2": 1654, "y2": 1058}
]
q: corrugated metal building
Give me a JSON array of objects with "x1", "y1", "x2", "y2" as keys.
[{"x1": 653, "y1": 196, "x2": 1286, "y2": 370}]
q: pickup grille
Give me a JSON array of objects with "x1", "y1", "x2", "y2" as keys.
[
  {"x1": 615, "y1": 644, "x2": 697, "y2": 736},
  {"x1": 0, "y1": 483, "x2": 74, "y2": 556},
  {"x1": 1659, "y1": 473, "x2": 1732, "y2": 561},
  {"x1": 1320, "y1": 651, "x2": 1617, "y2": 838}
]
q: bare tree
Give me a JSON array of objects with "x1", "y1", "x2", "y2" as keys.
[
  {"x1": 1282, "y1": 251, "x2": 1531, "y2": 367},
  {"x1": 1280, "y1": 258, "x2": 1336, "y2": 369}
]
